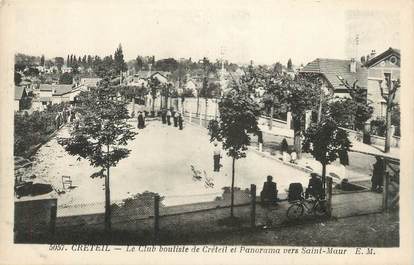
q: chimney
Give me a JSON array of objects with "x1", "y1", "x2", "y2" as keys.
[
  {"x1": 370, "y1": 50, "x2": 376, "y2": 58},
  {"x1": 350, "y1": 58, "x2": 357, "y2": 73}
]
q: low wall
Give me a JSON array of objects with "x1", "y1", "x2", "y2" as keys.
[
  {"x1": 15, "y1": 198, "x2": 57, "y2": 242},
  {"x1": 331, "y1": 190, "x2": 382, "y2": 218},
  {"x1": 339, "y1": 127, "x2": 400, "y2": 148},
  {"x1": 370, "y1": 134, "x2": 400, "y2": 148},
  {"x1": 258, "y1": 116, "x2": 288, "y2": 129}
]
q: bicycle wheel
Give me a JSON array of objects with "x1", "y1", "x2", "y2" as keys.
[
  {"x1": 287, "y1": 203, "x2": 304, "y2": 220},
  {"x1": 314, "y1": 201, "x2": 327, "y2": 216}
]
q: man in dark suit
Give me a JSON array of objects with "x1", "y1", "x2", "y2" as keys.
[
  {"x1": 260, "y1": 175, "x2": 278, "y2": 205},
  {"x1": 306, "y1": 173, "x2": 323, "y2": 199}
]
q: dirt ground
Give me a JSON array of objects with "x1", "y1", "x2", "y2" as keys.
[{"x1": 181, "y1": 211, "x2": 399, "y2": 247}]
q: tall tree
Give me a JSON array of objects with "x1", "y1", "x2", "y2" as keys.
[
  {"x1": 303, "y1": 119, "x2": 351, "y2": 194},
  {"x1": 59, "y1": 79, "x2": 137, "y2": 232},
  {"x1": 148, "y1": 76, "x2": 161, "y2": 114},
  {"x1": 114, "y1": 44, "x2": 127, "y2": 75},
  {"x1": 55, "y1": 57, "x2": 64, "y2": 71},
  {"x1": 274, "y1": 62, "x2": 283, "y2": 74},
  {"x1": 378, "y1": 75, "x2": 400, "y2": 153},
  {"x1": 211, "y1": 88, "x2": 260, "y2": 218},
  {"x1": 40, "y1": 55, "x2": 45, "y2": 67},
  {"x1": 287, "y1": 58, "x2": 293, "y2": 71},
  {"x1": 135, "y1": 56, "x2": 144, "y2": 71}
]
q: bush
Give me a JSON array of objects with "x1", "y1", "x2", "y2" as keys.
[
  {"x1": 370, "y1": 118, "x2": 386, "y2": 137},
  {"x1": 14, "y1": 103, "x2": 68, "y2": 156}
]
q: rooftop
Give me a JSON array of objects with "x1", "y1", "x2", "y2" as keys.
[
  {"x1": 364, "y1": 47, "x2": 400, "y2": 68},
  {"x1": 300, "y1": 58, "x2": 367, "y2": 90}
]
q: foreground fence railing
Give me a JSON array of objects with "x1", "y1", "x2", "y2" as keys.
[{"x1": 14, "y1": 176, "x2": 393, "y2": 244}]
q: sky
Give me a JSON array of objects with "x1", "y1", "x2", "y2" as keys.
[{"x1": 10, "y1": 0, "x2": 401, "y2": 66}]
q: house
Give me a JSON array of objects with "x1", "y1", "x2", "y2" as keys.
[
  {"x1": 61, "y1": 65, "x2": 73, "y2": 73},
  {"x1": 80, "y1": 77, "x2": 101, "y2": 88},
  {"x1": 14, "y1": 86, "x2": 29, "y2": 111},
  {"x1": 52, "y1": 85, "x2": 88, "y2": 104},
  {"x1": 184, "y1": 80, "x2": 199, "y2": 96},
  {"x1": 127, "y1": 76, "x2": 148, "y2": 88},
  {"x1": 363, "y1": 48, "x2": 400, "y2": 119},
  {"x1": 38, "y1": 84, "x2": 54, "y2": 98},
  {"x1": 134, "y1": 71, "x2": 170, "y2": 84},
  {"x1": 51, "y1": 85, "x2": 75, "y2": 104},
  {"x1": 38, "y1": 84, "x2": 74, "y2": 104},
  {"x1": 300, "y1": 58, "x2": 368, "y2": 98}
]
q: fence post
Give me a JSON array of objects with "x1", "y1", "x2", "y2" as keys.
[
  {"x1": 382, "y1": 173, "x2": 390, "y2": 212},
  {"x1": 326, "y1": 177, "x2": 333, "y2": 217},
  {"x1": 49, "y1": 201, "x2": 57, "y2": 238},
  {"x1": 154, "y1": 195, "x2": 160, "y2": 243},
  {"x1": 250, "y1": 184, "x2": 256, "y2": 228}
]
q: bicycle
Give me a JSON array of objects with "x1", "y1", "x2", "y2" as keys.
[{"x1": 286, "y1": 193, "x2": 328, "y2": 221}]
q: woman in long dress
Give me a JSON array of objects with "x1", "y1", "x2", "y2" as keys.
[{"x1": 137, "y1": 111, "x2": 145, "y2": 129}]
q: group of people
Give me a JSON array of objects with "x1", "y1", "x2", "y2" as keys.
[
  {"x1": 161, "y1": 108, "x2": 184, "y2": 130},
  {"x1": 260, "y1": 172, "x2": 324, "y2": 205}
]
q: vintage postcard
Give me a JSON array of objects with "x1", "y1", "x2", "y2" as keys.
[{"x1": 0, "y1": 0, "x2": 413, "y2": 264}]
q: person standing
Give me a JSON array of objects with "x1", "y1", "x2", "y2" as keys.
[
  {"x1": 161, "y1": 109, "x2": 167, "y2": 124},
  {"x1": 213, "y1": 142, "x2": 221, "y2": 172},
  {"x1": 372, "y1": 156, "x2": 385, "y2": 192},
  {"x1": 173, "y1": 111, "x2": 179, "y2": 127},
  {"x1": 178, "y1": 113, "x2": 184, "y2": 130},
  {"x1": 166, "y1": 109, "x2": 172, "y2": 126},
  {"x1": 137, "y1": 111, "x2": 145, "y2": 129}
]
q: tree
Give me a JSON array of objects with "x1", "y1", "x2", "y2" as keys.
[
  {"x1": 55, "y1": 57, "x2": 64, "y2": 71},
  {"x1": 285, "y1": 74, "x2": 320, "y2": 157},
  {"x1": 287, "y1": 58, "x2": 292, "y2": 71},
  {"x1": 59, "y1": 79, "x2": 137, "y2": 232},
  {"x1": 23, "y1": 67, "x2": 40, "y2": 77},
  {"x1": 302, "y1": 119, "x2": 351, "y2": 194},
  {"x1": 327, "y1": 98, "x2": 357, "y2": 129},
  {"x1": 337, "y1": 79, "x2": 373, "y2": 130},
  {"x1": 114, "y1": 44, "x2": 127, "y2": 75},
  {"x1": 135, "y1": 56, "x2": 144, "y2": 71},
  {"x1": 40, "y1": 55, "x2": 45, "y2": 67},
  {"x1": 154, "y1": 58, "x2": 178, "y2": 72},
  {"x1": 14, "y1": 72, "x2": 22, "y2": 85},
  {"x1": 59, "y1": 72, "x2": 74, "y2": 84},
  {"x1": 256, "y1": 66, "x2": 289, "y2": 130},
  {"x1": 378, "y1": 75, "x2": 400, "y2": 153},
  {"x1": 148, "y1": 76, "x2": 161, "y2": 114},
  {"x1": 391, "y1": 104, "x2": 400, "y2": 137},
  {"x1": 210, "y1": 87, "x2": 260, "y2": 218},
  {"x1": 273, "y1": 62, "x2": 283, "y2": 74}
]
